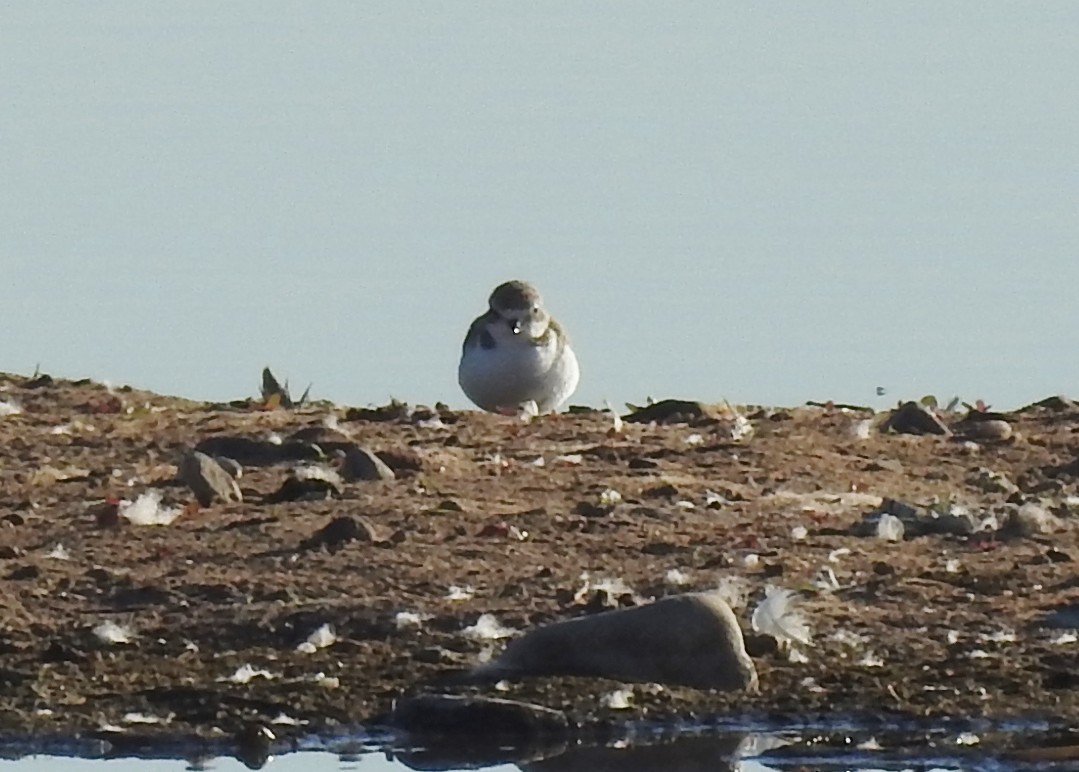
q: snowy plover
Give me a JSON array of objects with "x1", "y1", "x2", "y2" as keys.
[{"x1": 458, "y1": 280, "x2": 580, "y2": 413}]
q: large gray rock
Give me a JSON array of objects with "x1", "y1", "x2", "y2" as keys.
[
  {"x1": 179, "y1": 451, "x2": 243, "y2": 507},
  {"x1": 473, "y1": 591, "x2": 757, "y2": 692}
]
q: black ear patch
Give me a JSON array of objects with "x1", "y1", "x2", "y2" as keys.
[{"x1": 480, "y1": 329, "x2": 496, "y2": 350}]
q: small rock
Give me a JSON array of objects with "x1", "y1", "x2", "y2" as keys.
[
  {"x1": 1002, "y1": 502, "x2": 1059, "y2": 537},
  {"x1": 573, "y1": 501, "x2": 611, "y2": 518},
  {"x1": 93, "y1": 499, "x2": 121, "y2": 528},
  {"x1": 302, "y1": 515, "x2": 382, "y2": 551},
  {"x1": 413, "y1": 647, "x2": 459, "y2": 665},
  {"x1": 374, "y1": 447, "x2": 424, "y2": 473},
  {"x1": 956, "y1": 418, "x2": 1013, "y2": 441},
  {"x1": 623, "y1": 399, "x2": 715, "y2": 425},
  {"x1": 881, "y1": 402, "x2": 951, "y2": 436},
  {"x1": 267, "y1": 475, "x2": 338, "y2": 505},
  {"x1": 343, "y1": 401, "x2": 411, "y2": 422},
  {"x1": 178, "y1": 451, "x2": 243, "y2": 507},
  {"x1": 340, "y1": 447, "x2": 396, "y2": 482},
  {"x1": 967, "y1": 467, "x2": 1019, "y2": 496},
  {"x1": 6, "y1": 565, "x2": 39, "y2": 581},
  {"x1": 289, "y1": 425, "x2": 352, "y2": 444}
]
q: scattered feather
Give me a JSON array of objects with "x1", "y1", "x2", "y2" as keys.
[
  {"x1": 119, "y1": 491, "x2": 182, "y2": 526},
  {"x1": 123, "y1": 712, "x2": 166, "y2": 725},
  {"x1": 598, "y1": 488, "x2": 622, "y2": 506},
  {"x1": 46, "y1": 544, "x2": 70, "y2": 561},
  {"x1": 800, "y1": 676, "x2": 824, "y2": 693},
  {"x1": 446, "y1": 585, "x2": 474, "y2": 601},
  {"x1": 814, "y1": 567, "x2": 841, "y2": 592},
  {"x1": 791, "y1": 525, "x2": 808, "y2": 540},
  {"x1": 463, "y1": 614, "x2": 515, "y2": 640},
  {"x1": 1051, "y1": 632, "x2": 1077, "y2": 645},
  {"x1": 271, "y1": 713, "x2": 305, "y2": 726},
  {"x1": 858, "y1": 652, "x2": 885, "y2": 667},
  {"x1": 554, "y1": 454, "x2": 583, "y2": 465},
  {"x1": 601, "y1": 688, "x2": 634, "y2": 710},
  {"x1": 828, "y1": 547, "x2": 851, "y2": 563},
  {"x1": 675, "y1": 500, "x2": 695, "y2": 510},
  {"x1": 664, "y1": 568, "x2": 691, "y2": 586},
  {"x1": 415, "y1": 413, "x2": 446, "y2": 429},
  {"x1": 684, "y1": 433, "x2": 704, "y2": 446},
  {"x1": 310, "y1": 672, "x2": 339, "y2": 689},
  {"x1": 876, "y1": 513, "x2": 904, "y2": 542},
  {"x1": 226, "y1": 664, "x2": 274, "y2": 684},
  {"x1": 304, "y1": 623, "x2": 337, "y2": 650},
  {"x1": 852, "y1": 419, "x2": 872, "y2": 439},
  {"x1": 704, "y1": 490, "x2": 728, "y2": 507},
  {"x1": 728, "y1": 414, "x2": 754, "y2": 441},
  {"x1": 603, "y1": 400, "x2": 623, "y2": 433},
  {"x1": 751, "y1": 586, "x2": 813, "y2": 648},
  {"x1": 955, "y1": 732, "x2": 980, "y2": 746},
  {"x1": 395, "y1": 611, "x2": 430, "y2": 629},
  {"x1": 743, "y1": 553, "x2": 760, "y2": 568},
  {"x1": 93, "y1": 621, "x2": 135, "y2": 645},
  {"x1": 945, "y1": 558, "x2": 961, "y2": 573},
  {"x1": 0, "y1": 399, "x2": 23, "y2": 417},
  {"x1": 787, "y1": 647, "x2": 809, "y2": 664}
]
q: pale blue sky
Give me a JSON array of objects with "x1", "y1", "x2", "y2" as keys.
[{"x1": 3, "y1": 3, "x2": 1078, "y2": 410}]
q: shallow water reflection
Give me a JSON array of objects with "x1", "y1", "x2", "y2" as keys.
[{"x1": 2, "y1": 724, "x2": 1078, "y2": 772}]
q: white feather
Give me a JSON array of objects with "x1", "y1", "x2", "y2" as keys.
[{"x1": 751, "y1": 585, "x2": 813, "y2": 647}]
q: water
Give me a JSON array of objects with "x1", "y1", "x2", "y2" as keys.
[{"x1": 1, "y1": 721, "x2": 1076, "y2": 772}]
